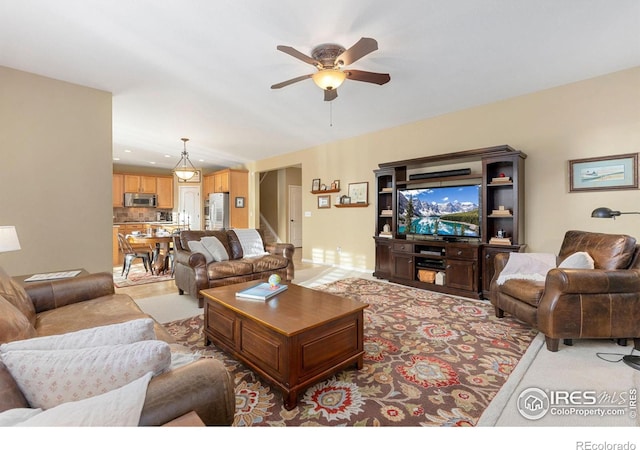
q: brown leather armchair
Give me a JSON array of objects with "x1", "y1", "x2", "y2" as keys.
[{"x1": 490, "y1": 230, "x2": 640, "y2": 351}]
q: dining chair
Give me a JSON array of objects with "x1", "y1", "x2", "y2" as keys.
[{"x1": 117, "y1": 233, "x2": 153, "y2": 278}]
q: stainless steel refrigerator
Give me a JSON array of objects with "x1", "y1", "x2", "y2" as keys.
[{"x1": 209, "y1": 193, "x2": 229, "y2": 229}]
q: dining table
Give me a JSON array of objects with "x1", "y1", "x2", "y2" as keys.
[{"x1": 126, "y1": 234, "x2": 175, "y2": 274}]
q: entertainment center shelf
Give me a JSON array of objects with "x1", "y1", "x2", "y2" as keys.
[{"x1": 373, "y1": 145, "x2": 526, "y2": 299}]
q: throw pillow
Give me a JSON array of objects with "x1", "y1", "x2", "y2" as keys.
[
  {"x1": 0, "y1": 267, "x2": 36, "y2": 326},
  {"x1": 188, "y1": 240, "x2": 214, "y2": 263},
  {"x1": 16, "y1": 372, "x2": 153, "y2": 426},
  {"x1": 0, "y1": 318, "x2": 156, "y2": 353},
  {"x1": 201, "y1": 236, "x2": 230, "y2": 261},
  {"x1": 558, "y1": 251, "x2": 595, "y2": 269},
  {"x1": 0, "y1": 340, "x2": 171, "y2": 410}
]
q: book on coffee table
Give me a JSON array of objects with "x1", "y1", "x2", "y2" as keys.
[{"x1": 236, "y1": 282, "x2": 288, "y2": 301}]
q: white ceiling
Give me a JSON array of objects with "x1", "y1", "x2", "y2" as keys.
[{"x1": 1, "y1": 1, "x2": 639, "y2": 171}]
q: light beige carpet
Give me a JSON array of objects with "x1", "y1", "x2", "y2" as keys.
[{"x1": 479, "y1": 336, "x2": 640, "y2": 427}]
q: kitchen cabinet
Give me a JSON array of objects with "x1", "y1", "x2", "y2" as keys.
[
  {"x1": 113, "y1": 173, "x2": 124, "y2": 207},
  {"x1": 156, "y1": 176, "x2": 174, "y2": 209},
  {"x1": 124, "y1": 175, "x2": 156, "y2": 193}
]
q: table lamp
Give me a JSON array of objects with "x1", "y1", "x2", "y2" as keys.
[
  {"x1": 590, "y1": 208, "x2": 640, "y2": 370},
  {"x1": 0, "y1": 226, "x2": 21, "y2": 253}
]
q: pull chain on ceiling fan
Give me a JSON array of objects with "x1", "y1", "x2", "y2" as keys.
[{"x1": 271, "y1": 37, "x2": 391, "y2": 102}]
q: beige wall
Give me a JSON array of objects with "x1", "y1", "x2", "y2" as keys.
[
  {"x1": 248, "y1": 67, "x2": 640, "y2": 271},
  {"x1": 0, "y1": 66, "x2": 112, "y2": 275}
]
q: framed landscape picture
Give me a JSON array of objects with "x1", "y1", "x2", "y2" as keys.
[{"x1": 569, "y1": 153, "x2": 638, "y2": 192}]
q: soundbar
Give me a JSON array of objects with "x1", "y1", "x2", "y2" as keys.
[{"x1": 409, "y1": 168, "x2": 471, "y2": 180}]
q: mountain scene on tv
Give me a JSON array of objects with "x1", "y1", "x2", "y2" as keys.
[{"x1": 398, "y1": 185, "x2": 480, "y2": 237}]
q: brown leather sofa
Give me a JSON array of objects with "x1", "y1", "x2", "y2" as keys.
[
  {"x1": 490, "y1": 230, "x2": 640, "y2": 352},
  {"x1": 174, "y1": 229, "x2": 295, "y2": 307},
  {"x1": 0, "y1": 270, "x2": 235, "y2": 426}
]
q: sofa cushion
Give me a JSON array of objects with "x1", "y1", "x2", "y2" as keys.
[
  {"x1": 0, "y1": 340, "x2": 170, "y2": 410},
  {"x1": 0, "y1": 267, "x2": 36, "y2": 327},
  {"x1": 188, "y1": 240, "x2": 214, "y2": 263},
  {"x1": 0, "y1": 296, "x2": 37, "y2": 344},
  {"x1": 249, "y1": 254, "x2": 289, "y2": 274},
  {"x1": 558, "y1": 230, "x2": 636, "y2": 270},
  {"x1": 207, "y1": 260, "x2": 253, "y2": 280},
  {"x1": 500, "y1": 279, "x2": 546, "y2": 307},
  {"x1": 201, "y1": 236, "x2": 229, "y2": 261},
  {"x1": 0, "y1": 318, "x2": 156, "y2": 353},
  {"x1": 34, "y1": 294, "x2": 175, "y2": 344}
]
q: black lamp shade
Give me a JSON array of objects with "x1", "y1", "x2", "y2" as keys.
[{"x1": 591, "y1": 207, "x2": 621, "y2": 218}]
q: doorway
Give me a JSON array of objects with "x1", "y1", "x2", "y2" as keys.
[{"x1": 178, "y1": 186, "x2": 201, "y2": 230}]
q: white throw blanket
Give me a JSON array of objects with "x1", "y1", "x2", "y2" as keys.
[
  {"x1": 496, "y1": 253, "x2": 556, "y2": 285},
  {"x1": 233, "y1": 229, "x2": 268, "y2": 257}
]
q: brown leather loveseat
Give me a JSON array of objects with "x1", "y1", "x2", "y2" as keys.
[
  {"x1": 490, "y1": 230, "x2": 640, "y2": 352},
  {"x1": 0, "y1": 269, "x2": 235, "y2": 425},
  {"x1": 173, "y1": 229, "x2": 295, "y2": 308}
]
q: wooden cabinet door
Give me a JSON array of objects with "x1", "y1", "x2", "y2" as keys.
[
  {"x1": 214, "y1": 171, "x2": 230, "y2": 192},
  {"x1": 156, "y1": 176, "x2": 173, "y2": 208},
  {"x1": 374, "y1": 240, "x2": 392, "y2": 278},
  {"x1": 140, "y1": 176, "x2": 157, "y2": 193},
  {"x1": 112, "y1": 174, "x2": 124, "y2": 207},
  {"x1": 203, "y1": 175, "x2": 215, "y2": 197},
  {"x1": 124, "y1": 175, "x2": 141, "y2": 192},
  {"x1": 392, "y1": 253, "x2": 414, "y2": 281},
  {"x1": 445, "y1": 259, "x2": 476, "y2": 291}
]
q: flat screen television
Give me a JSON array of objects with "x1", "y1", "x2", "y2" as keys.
[{"x1": 397, "y1": 184, "x2": 481, "y2": 239}]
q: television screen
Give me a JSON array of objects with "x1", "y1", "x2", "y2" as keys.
[{"x1": 398, "y1": 185, "x2": 481, "y2": 238}]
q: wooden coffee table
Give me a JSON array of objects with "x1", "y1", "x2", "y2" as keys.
[{"x1": 201, "y1": 281, "x2": 368, "y2": 410}]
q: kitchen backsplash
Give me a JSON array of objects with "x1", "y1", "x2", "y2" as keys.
[{"x1": 113, "y1": 207, "x2": 174, "y2": 223}]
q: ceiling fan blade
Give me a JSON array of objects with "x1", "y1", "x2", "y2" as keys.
[
  {"x1": 335, "y1": 37, "x2": 378, "y2": 66},
  {"x1": 345, "y1": 70, "x2": 391, "y2": 85},
  {"x1": 324, "y1": 89, "x2": 338, "y2": 102},
  {"x1": 276, "y1": 45, "x2": 319, "y2": 66},
  {"x1": 271, "y1": 74, "x2": 313, "y2": 89}
]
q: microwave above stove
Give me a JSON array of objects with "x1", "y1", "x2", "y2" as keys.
[{"x1": 124, "y1": 192, "x2": 157, "y2": 208}]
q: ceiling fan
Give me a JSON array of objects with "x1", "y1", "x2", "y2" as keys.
[{"x1": 271, "y1": 37, "x2": 391, "y2": 102}]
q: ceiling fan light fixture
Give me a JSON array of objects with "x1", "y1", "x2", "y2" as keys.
[
  {"x1": 173, "y1": 137, "x2": 197, "y2": 181},
  {"x1": 311, "y1": 69, "x2": 346, "y2": 91}
]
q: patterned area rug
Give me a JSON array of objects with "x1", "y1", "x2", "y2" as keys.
[
  {"x1": 163, "y1": 277, "x2": 537, "y2": 426},
  {"x1": 112, "y1": 263, "x2": 173, "y2": 287}
]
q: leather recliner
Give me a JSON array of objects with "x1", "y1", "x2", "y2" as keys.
[{"x1": 490, "y1": 230, "x2": 640, "y2": 351}]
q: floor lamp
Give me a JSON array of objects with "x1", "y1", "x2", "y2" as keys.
[{"x1": 591, "y1": 207, "x2": 640, "y2": 370}]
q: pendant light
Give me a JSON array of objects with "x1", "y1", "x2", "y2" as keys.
[{"x1": 173, "y1": 138, "x2": 197, "y2": 181}]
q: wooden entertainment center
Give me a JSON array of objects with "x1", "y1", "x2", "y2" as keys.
[{"x1": 373, "y1": 145, "x2": 526, "y2": 299}]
